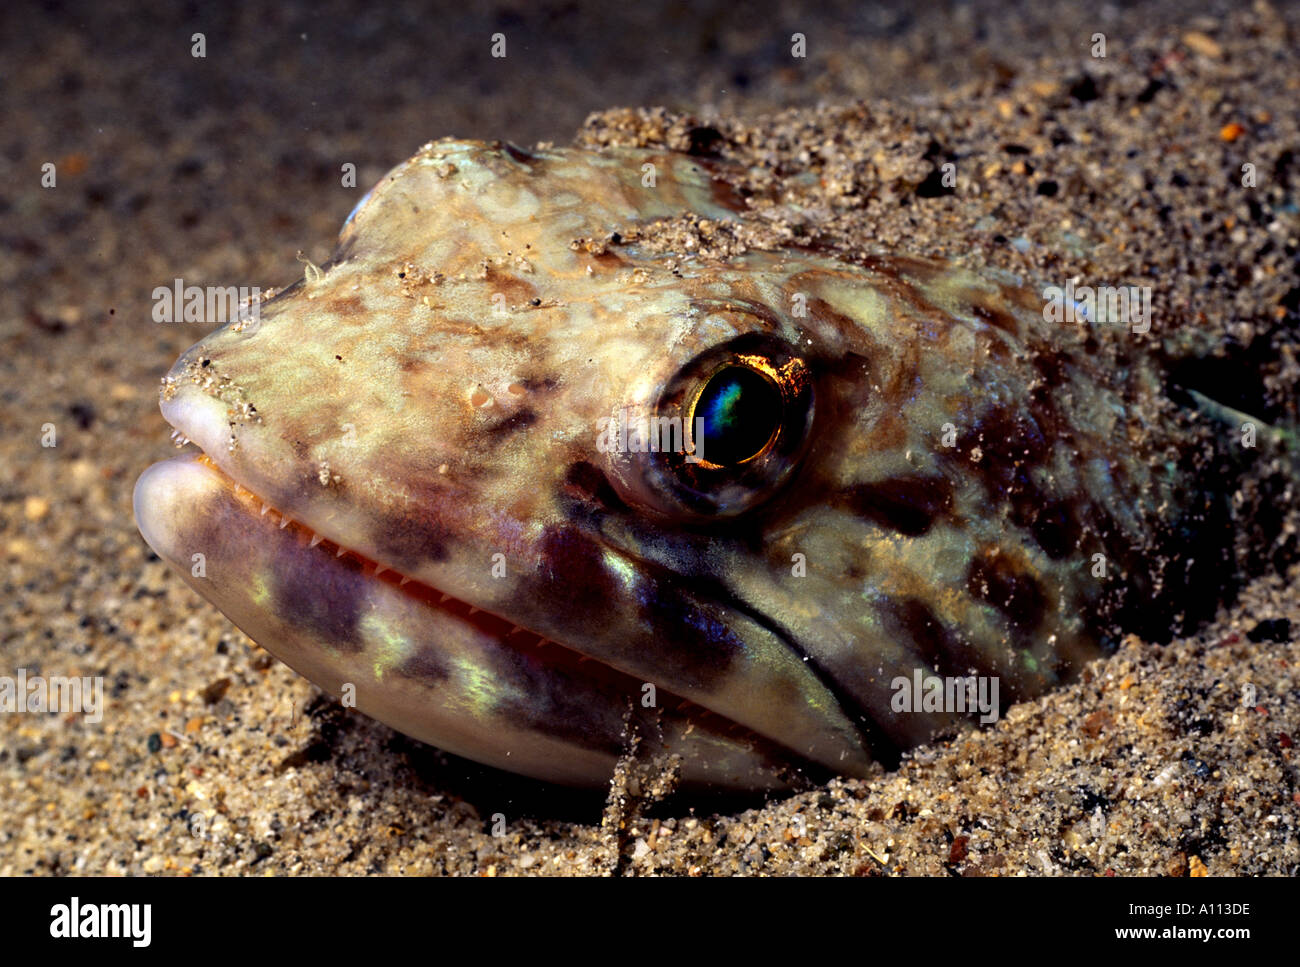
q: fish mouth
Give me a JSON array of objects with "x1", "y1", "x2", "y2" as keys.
[
  {"x1": 141, "y1": 447, "x2": 589, "y2": 669},
  {"x1": 138, "y1": 373, "x2": 595, "y2": 675},
  {"x1": 223, "y1": 464, "x2": 556, "y2": 655},
  {"x1": 133, "y1": 429, "x2": 798, "y2": 789}
]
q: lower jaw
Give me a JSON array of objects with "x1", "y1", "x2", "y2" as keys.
[{"x1": 133, "y1": 451, "x2": 802, "y2": 790}]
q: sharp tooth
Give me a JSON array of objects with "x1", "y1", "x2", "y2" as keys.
[
  {"x1": 439, "y1": 593, "x2": 452, "y2": 604},
  {"x1": 398, "y1": 576, "x2": 410, "y2": 587},
  {"x1": 260, "y1": 505, "x2": 270, "y2": 516},
  {"x1": 467, "y1": 606, "x2": 480, "y2": 616},
  {"x1": 336, "y1": 546, "x2": 347, "y2": 558},
  {"x1": 309, "y1": 534, "x2": 323, "y2": 548},
  {"x1": 374, "y1": 565, "x2": 387, "y2": 577},
  {"x1": 279, "y1": 517, "x2": 290, "y2": 529}
]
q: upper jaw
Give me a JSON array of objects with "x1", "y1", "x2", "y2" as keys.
[
  {"x1": 131, "y1": 449, "x2": 647, "y2": 786},
  {"x1": 153, "y1": 379, "x2": 513, "y2": 625},
  {"x1": 132, "y1": 442, "x2": 811, "y2": 790}
]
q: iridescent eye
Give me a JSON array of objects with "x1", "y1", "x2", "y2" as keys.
[
  {"x1": 602, "y1": 328, "x2": 813, "y2": 520},
  {"x1": 691, "y1": 365, "x2": 783, "y2": 466}
]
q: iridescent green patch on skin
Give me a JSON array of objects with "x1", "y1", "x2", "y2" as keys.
[{"x1": 134, "y1": 138, "x2": 1248, "y2": 791}]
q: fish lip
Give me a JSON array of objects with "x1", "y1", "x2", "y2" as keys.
[
  {"x1": 150, "y1": 377, "x2": 594, "y2": 663},
  {"x1": 147, "y1": 441, "x2": 569, "y2": 655},
  {"x1": 138, "y1": 444, "x2": 770, "y2": 755},
  {"x1": 149, "y1": 377, "x2": 629, "y2": 676}
]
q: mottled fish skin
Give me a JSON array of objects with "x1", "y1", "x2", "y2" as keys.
[{"x1": 134, "y1": 138, "x2": 1230, "y2": 790}]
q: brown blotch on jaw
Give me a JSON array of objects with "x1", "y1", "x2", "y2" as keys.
[
  {"x1": 527, "y1": 526, "x2": 740, "y2": 693},
  {"x1": 268, "y1": 542, "x2": 367, "y2": 654},
  {"x1": 363, "y1": 478, "x2": 454, "y2": 571},
  {"x1": 395, "y1": 647, "x2": 450, "y2": 687},
  {"x1": 637, "y1": 579, "x2": 748, "y2": 690},
  {"x1": 534, "y1": 525, "x2": 622, "y2": 621},
  {"x1": 843, "y1": 474, "x2": 955, "y2": 536}
]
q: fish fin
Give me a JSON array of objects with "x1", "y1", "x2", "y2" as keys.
[{"x1": 1183, "y1": 387, "x2": 1300, "y2": 466}]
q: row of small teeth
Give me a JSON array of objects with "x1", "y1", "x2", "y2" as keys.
[
  {"x1": 201, "y1": 454, "x2": 563, "y2": 646},
  {"x1": 211, "y1": 452, "x2": 747, "y2": 731},
  {"x1": 228, "y1": 475, "x2": 415, "y2": 587},
  {"x1": 170, "y1": 429, "x2": 192, "y2": 448}
]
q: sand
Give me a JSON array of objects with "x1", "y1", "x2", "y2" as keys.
[{"x1": 1, "y1": 0, "x2": 1297, "y2": 875}]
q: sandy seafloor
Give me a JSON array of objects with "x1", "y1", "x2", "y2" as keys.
[{"x1": 2, "y1": 0, "x2": 1299, "y2": 876}]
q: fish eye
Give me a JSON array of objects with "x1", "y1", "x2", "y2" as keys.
[
  {"x1": 689, "y1": 364, "x2": 784, "y2": 468},
  {"x1": 602, "y1": 333, "x2": 815, "y2": 520}
]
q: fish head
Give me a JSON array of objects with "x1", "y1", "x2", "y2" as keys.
[{"x1": 136, "y1": 139, "x2": 1126, "y2": 790}]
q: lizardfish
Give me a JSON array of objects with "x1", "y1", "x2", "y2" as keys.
[{"x1": 134, "y1": 138, "x2": 1250, "y2": 791}]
